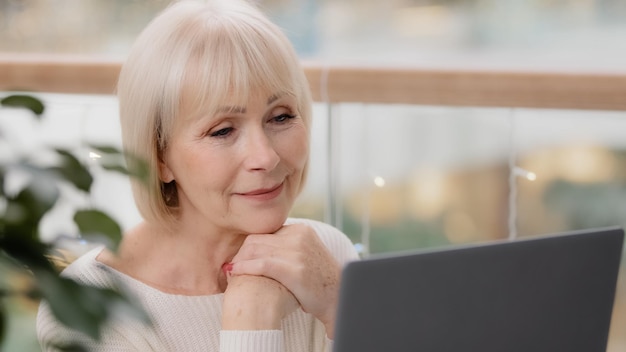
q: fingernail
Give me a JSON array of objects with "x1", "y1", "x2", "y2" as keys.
[{"x1": 222, "y1": 263, "x2": 233, "y2": 274}]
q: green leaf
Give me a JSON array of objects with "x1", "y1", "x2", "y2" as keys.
[
  {"x1": 0, "y1": 166, "x2": 5, "y2": 198},
  {"x1": 123, "y1": 153, "x2": 150, "y2": 184},
  {"x1": 51, "y1": 342, "x2": 89, "y2": 352},
  {"x1": 0, "y1": 233, "x2": 55, "y2": 272},
  {"x1": 0, "y1": 301, "x2": 5, "y2": 343},
  {"x1": 73, "y1": 210, "x2": 122, "y2": 251},
  {"x1": 36, "y1": 272, "x2": 149, "y2": 341},
  {"x1": 52, "y1": 342, "x2": 90, "y2": 352},
  {"x1": 89, "y1": 144, "x2": 122, "y2": 155},
  {"x1": 87, "y1": 145, "x2": 133, "y2": 176},
  {"x1": 88, "y1": 145, "x2": 150, "y2": 184},
  {"x1": 36, "y1": 273, "x2": 109, "y2": 340},
  {"x1": 100, "y1": 164, "x2": 131, "y2": 175},
  {"x1": 4, "y1": 175, "x2": 59, "y2": 237},
  {"x1": 49, "y1": 149, "x2": 93, "y2": 192},
  {"x1": 0, "y1": 94, "x2": 45, "y2": 116}
]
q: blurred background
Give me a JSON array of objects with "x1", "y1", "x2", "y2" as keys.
[{"x1": 1, "y1": 0, "x2": 626, "y2": 351}]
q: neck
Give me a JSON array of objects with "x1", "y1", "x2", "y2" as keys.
[{"x1": 105, "y1": 221, "x2": 246, "y2": 295}]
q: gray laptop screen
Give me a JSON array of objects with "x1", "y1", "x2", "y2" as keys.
[{"x1": 334, "y1": 227, "x2": 624, "y2": 352}]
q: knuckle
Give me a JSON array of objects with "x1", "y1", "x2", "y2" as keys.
[{"x1": 257, "y1": 259, "x2": 272, "y2": 273}]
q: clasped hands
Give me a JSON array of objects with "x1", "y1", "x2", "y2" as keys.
[{"x1": 221, "y1": 224, "x2": 340, "y2": 338}]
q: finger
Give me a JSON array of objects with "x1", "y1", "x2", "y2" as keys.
[
  {"x1": 247, "y1": 225, "x2": 316, "y2": 254},
  {"x1": 222, "y1": 262, "x2": 234, "y2": 284},
  {"x1": 231, "y1": 240, "x2": 282, "y2": 263},
  {"x1": 230, "y1": 257, "x2": 301, "y2": 287},
  {"x1": 242, "y1": 233, "x2": 287, "y2": 247},
  {"x1": 232, "y1": 231, "x2": 301, "y2": 262},
  {"x1": 247, "y1": 224, "x2": 310, "y2": 246}
]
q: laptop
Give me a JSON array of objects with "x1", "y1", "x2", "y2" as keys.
[{"x1": 333, "y1": 227, "x2": 624, "y2": 352}]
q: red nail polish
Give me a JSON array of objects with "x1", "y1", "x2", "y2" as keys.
[{"x1": 222, "y1": 263, "x2": 233, "y2": 274}]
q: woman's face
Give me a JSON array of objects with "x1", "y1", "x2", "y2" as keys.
[{"x1": 159, "y1": 91, "x2": 309, "y2": 235}]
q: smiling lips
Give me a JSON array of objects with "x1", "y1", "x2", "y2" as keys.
[{"x1": 236, "y1": 182, "x2": 284, "y2": 201}]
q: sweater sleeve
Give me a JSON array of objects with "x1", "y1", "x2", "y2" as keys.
[
  {"x1": 37, "y1": 300, "x2": 156, "y2": 352},
  {"x1": 220, "y1": 330, "x2": 283, "y2": 352},
  {"x1": 325, "y1": 336, "x2": 334, "y2": 352}
]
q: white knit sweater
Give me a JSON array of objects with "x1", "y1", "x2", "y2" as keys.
[{"x1": 36, "y1": 218, "x2": 359, "y2": 352}]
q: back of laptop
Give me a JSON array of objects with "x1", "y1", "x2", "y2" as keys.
[{"x1": 333, "y1": 227, "x2": 624, "y2": 352}]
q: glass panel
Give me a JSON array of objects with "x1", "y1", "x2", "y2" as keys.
[
  {"x1": 513, "y1": 109, "x2": 626, "y2": 236},
  {"x1": 324, "y1": 104, "x2": 514, "y2": 253}
]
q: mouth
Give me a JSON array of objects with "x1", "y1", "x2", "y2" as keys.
[{"x1": 235, "y1": 182, "x2": 285, "y2": 201}]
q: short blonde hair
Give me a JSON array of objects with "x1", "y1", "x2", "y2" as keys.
[{"x1": 117, "y1": 0, "x2": 312, "y2": 227}]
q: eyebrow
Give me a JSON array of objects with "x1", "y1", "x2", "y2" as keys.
[{"x1": 215, "y1": 93, "x2": 284, "y2": 114}]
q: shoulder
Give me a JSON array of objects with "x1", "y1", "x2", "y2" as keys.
[
  {"x1": 285, "y1": 218, "x2": 360, "y2": 264},
  {"x1": 59, "y1": 246, "x2": 118, "y2": 289}
]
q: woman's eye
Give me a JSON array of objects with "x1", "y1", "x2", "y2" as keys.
[
  {"x1": 209, "y1": 127, "x2": 233, "y2": 137},
  {"x1": 272, "y1": 113, "x2": 296, "y2": 123}
]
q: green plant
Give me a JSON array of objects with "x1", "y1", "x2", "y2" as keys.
[{"x1": 0, "y1": 94, "x2": 148, "y2": 351}]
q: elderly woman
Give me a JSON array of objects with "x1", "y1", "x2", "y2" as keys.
[{"x1": 36, "y1": 0, "x2": 358, "y2": 351}]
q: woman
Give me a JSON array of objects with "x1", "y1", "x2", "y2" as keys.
[{"x1": 36, "y1": 0, "x2": 358, "y2": 351}]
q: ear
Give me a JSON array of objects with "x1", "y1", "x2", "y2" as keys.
[{"x1": 158, "y1": 157, "x2": 175, "y2": 183}]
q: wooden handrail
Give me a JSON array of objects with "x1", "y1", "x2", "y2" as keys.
[
  {"x1": 2, "y1": 54, "x2": 626, "y2": 111},
  {"x1": 0, "y1": 55, "x2": 121, "y2": 97}
]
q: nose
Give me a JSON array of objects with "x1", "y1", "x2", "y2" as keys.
[{"x1": 243, "y1": 128, "x2": 280, "y2": 171}]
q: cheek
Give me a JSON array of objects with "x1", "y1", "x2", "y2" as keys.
[
  {"x1": 176, "y1": 145, "x2": 205, "y2": 175},
  {"x1": 174, "y1": 145, "x2": 231, "y2": 188},
  {"x1": 279, "y1": 126, "x2": 309, "y2": 167}
]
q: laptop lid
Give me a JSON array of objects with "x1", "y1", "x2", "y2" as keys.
[{"x1": 333, "y1": 227, "x2": 624, "y2": 352}]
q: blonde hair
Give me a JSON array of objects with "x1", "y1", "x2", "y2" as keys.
[{"x1": 117, "y1": 0, "x2": 312, "y2": 227}]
